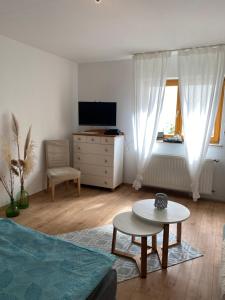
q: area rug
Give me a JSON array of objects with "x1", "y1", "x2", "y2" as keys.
[{"x1": 58, "y1": 224, "x2": 203, "y2": 282}]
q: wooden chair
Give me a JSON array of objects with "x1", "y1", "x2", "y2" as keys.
[{"x1": 45, "y1": 140, "x2": 81, "y2": 201}]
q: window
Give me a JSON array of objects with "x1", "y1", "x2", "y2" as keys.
[
  {"x1": 158, "y1": 80, "x2": 181, "y2": 137},
  {"x1": 158, "y1": 79, "x2": 224, "y2": 144}
]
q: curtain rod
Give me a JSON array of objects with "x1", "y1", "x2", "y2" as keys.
[{"x1": 134, "y1": 43, "x2": 225, "y2": 56}]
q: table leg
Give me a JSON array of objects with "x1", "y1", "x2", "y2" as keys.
[
  {"x1": 111, "y1": 227, "x2": 117, "y2": 253},
  {"x1": 141, "y1": 236, "x2": 147, "y2": 278},
  {"x1": 152, "y1": 235, "x2": 157, "y2": 252},
  {"x1": 162, "y1": 224, "x2": 169, "y2": 269},
  {"x1": 177, "y1": 222, "x2": 182, "y2": 244}
]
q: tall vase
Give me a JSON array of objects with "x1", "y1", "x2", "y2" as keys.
[
  {"x1": 16, "y1": 186, "x2": 29, "y2": 209},
  {"x1": 5, "y1": 197, "x2": 20, "y2": 218}
]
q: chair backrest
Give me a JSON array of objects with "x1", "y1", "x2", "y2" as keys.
[{"x1": 45, "y1": 140, "x2": 70, "y2": 169}]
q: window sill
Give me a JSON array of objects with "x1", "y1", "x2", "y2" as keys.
[
  {"x1": 209, "y1": 143, "x2": 223, "y2": 147},
  {"x1": 156, "y1": 140, "x2": 223, "y2": 147},
  {"x1": 156, "y1": 139, "x2": 183, "y2": 144}
]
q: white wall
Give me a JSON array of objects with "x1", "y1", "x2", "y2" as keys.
[
  {"x1": 0, "y1": 35, "x2": 77, "y2": 206},
  {"x1": 78, "y1": 58, "x2": 225, "y2": 201}
]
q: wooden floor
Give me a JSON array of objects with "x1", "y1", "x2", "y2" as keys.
[{"x1": 1, "y1": 184, "x2": 224, "y2": 300}]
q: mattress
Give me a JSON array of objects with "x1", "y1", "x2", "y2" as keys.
[{"x1": 87, "y1": 269, "x2": 117, "y2": 300}]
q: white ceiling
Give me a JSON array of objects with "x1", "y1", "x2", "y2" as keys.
[{"x1": 0, "y1": 0, "x2": 225, "y2": 63}]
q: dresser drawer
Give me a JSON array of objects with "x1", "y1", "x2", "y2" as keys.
[
  {"x1": 74, "y1": 153, "x2": 113, "y2": 167},
  {"x1": 73, "y1": 135, "x2": 86, "y2": 143},
  {"x1": 86, "y1": 136, "x2": 101, "y2": 144},
  {"x1": 81, "y1": 174, "x2": 113, "y2": 189},
  {"x1": 74, "y1": 163, "x2": 113, "y2": 178},
  {"x1": 74, "y1": 143, "x2": 114, "y2": 155},
  {"x1": 101, "y1": 145, "x2": 114, "y2": 155},
  {"x1": 101, "y1": 136, "x2": 115, "y2": 144},
  {"x1": 73, "y1": 143, "x2": 82, "y2": 153}
]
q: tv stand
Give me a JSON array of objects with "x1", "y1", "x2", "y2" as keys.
[{"x1": 72, "y1": 131, "x2": 124, "y2": 189}]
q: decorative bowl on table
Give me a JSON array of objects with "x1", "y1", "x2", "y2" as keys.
[{"x1": 154, "y1": 193, "x2": 168, "y2": 209}]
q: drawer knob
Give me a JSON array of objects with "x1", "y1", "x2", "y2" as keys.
[
  {"x1": 105, "y1": 139, "x2": 108, "y2": 142},
  {"x1": 78, "y1": 157, "x2": 80, "y2": 160},
  {"x1": 104, "y1": 181, "x2": 108, "y2": 185},
  {"x1": 91, "y1": 138, "x2": 94, "y2": 141},
  {"x1": 105, "y1": 159, "x2": 108, "y2": 163},
  {"x1": 78, "y1": 137, "x2": 81, "y2": 140},
  {"x1": 105, "y1": 148, "x2": 108, "y2": 152},
  {"x1": 105, "y1": 170, "x2": 108, "y2": 174},
  {"x1": 78, "y1": 147, "x2": 81, "y2": 150}
]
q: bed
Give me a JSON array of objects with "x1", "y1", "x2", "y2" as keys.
[
  {"x1": 0, "y1": 218, "x2": 117, "y2": 300},
  {"x1": 221, "y1": 225, "x2": 225, "y2": 300}
]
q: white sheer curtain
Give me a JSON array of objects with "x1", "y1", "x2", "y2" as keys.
[
  {"x1": 132, "y1": 52, "x2": 170, "y2": 190},
  {"x1": 178, "y1": 46, "x2": 225, "y2": 201}
]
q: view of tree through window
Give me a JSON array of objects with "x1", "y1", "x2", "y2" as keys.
[{"x1": 158, "y1": 84, "x2": 178, "y2": 135}]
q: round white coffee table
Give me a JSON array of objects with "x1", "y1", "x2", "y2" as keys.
[
  {"x1": 111, "y1": 211, "x2": 163, "y2": 278},
  {"x1": 132, "y1": 199, "x2": 190, "y2": 269}
]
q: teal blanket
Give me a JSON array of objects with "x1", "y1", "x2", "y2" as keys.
[{"x1": 0, "y1": 219, "x2": 115, "y2": 300}]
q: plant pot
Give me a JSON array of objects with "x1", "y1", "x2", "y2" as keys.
[
  {"x1": 16, "y1": 188, "x2": 29, "y2": 209},
  {"x1": 6, "y1": 199, "x2": 20, "y2": 218}
]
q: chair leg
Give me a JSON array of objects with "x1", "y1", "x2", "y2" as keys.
[
  {"x1": 77, "y1": 177, "x2": 81, "y2": 196},
  {"x1": 51, "y1": 182, "x2": 55, "y2": 201}
]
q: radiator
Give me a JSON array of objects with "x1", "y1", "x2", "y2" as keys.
[{"x1": 143, "y1": 155, "x2": 216, "y2": 195}]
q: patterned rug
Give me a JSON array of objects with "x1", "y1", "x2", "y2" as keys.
[{"x1": 58, "y1": 224, "x2": 203, "y2": 282}]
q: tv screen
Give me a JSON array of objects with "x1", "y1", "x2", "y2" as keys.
[{"x1": 78, "y1": 102, "x2": 117, "y2": 126}]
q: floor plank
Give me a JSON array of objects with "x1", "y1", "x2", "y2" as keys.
[{"x1": 1, "y1": 184, "x2": 224, "y2": 300}]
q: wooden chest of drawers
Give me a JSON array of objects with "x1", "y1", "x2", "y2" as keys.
[{"x1": 73, "y1": 134, "x2": 124, "y2": 189}]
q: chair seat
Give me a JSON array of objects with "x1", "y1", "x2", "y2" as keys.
[{"x1": 47, "y1": 167, "x2": 81, "y2": 182}]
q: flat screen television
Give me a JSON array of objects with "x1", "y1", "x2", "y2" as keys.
[{"x1": 78, "y1": 102, "x2": 117, "y2": 126}]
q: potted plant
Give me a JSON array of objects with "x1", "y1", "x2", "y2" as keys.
[
  {"x1": 0, "y1": 143, "x2": 20, "y2": 218},
  {"x1": 11, "y1": 114, "x2": 35, "y2": 209}
]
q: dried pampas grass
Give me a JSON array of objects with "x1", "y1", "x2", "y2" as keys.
[
  {"x1": 0, "y1": 114, "x2": 35, "y2": 198},
  {"x1": 11, "y1": 113, "x2": 21, "y2": 161},
  {"x1": 11, "y1": 113, "x2": 19, "y2": 140},
  {"x1": 2, "y1": 142, "x2": 12, "y2": 166},
  {"x1": 24, "y1": 126, "x2": 31, "y2": 160},
  {"x1": 0, "y1": 144, "x2": 15, "y2": 198},
  {"x1": 11, "y1": 166, "x2": 19, "y2": 177},
  {"x1": 10, "y1": 114, "x2": 35, "y2": 184},
  {"x1": 23, "y1": 141, "x2": 35, "y2": 177}
]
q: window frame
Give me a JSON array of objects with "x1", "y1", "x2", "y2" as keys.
[
  {"x1": 211, "y1": 82, "x2": 224, "y2": 144},
  {"x1": 163, "y1": 79, "x2": 224, "y2": 144}
]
